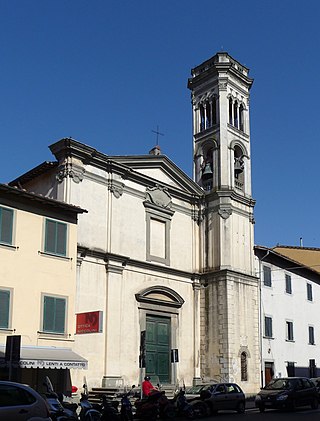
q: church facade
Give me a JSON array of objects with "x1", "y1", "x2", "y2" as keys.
[{"x1": 10, "y1": 52, "x2": 260, "y2": 393}]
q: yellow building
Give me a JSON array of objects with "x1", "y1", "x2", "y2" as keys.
[{"x1": 0, "y1": 183, "x2": 87, "y2": 394}]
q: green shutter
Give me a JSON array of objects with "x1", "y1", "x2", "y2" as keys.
[
  {"x1": 45, "y1": 219, "x2": 67, "y2": 256},
  {"x1": 43, "y1": 296, "x2": 66, "y2": 334},
  {"x1": 0, "y1": 290, "x2": 10, "y2": 328},
  {"x1": 56, "y1": 222, "x2": 67, "y2": 256},
  {"x1": 43, "y1": 296, "x2": 55, "y2": 332},
  {"x1": 0, "y1": 207, "x2": 13, "y2": 245},
  {"x1": 55, "y1": 298, "x2": 66, "y2": 333}
]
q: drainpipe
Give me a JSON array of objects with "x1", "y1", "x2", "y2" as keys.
[{"x1": 258, "y1": 249, "x2": 270, "y2": 388}]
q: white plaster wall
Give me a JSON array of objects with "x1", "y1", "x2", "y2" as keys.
[
  {"x1": 260, "y1": 260, "x2": 320, "y2": 382},
  {"x1": 72, "y1": 259, "x2": 198, "y2": 389}
]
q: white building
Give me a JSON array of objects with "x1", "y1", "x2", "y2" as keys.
[
  {"x1": 9, "y1": 52, "x2": 260, "y2": 393},
  {"x1": 255, "y1": 245, "x2": 320, "y2": 386}
]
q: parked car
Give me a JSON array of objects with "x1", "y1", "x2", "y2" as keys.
[
  {"x1": 0, "y1": 380, "x2": 52, "y2": 421},
  {"x1": 190, "y1": 382, "x2": 246, "y2": 415},
  {"x1": 310, "y1": 377, "x2": 320, "y2": 391},
  {"x1": 184, "y1": 384, "x2": 215, "y2": 401},
  {"x1": 255, "y1": 377, "x2": 319, "y2": 412}
]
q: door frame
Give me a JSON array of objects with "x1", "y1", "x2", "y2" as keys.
[{"x1": 139, "y1": 308, "x2": 179, "y2": 385}]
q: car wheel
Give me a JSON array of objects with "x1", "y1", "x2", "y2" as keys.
[
  {"x1": 192, "y1": 401, "x2": 209, "y2": 418},
  {"x1": 237, "y1": 401, "x2": 245, "y2": 414},
  {"x1": 258, "y1": 405, "x2": 265, "y2": 413},
  {"x1": 186, "y1": 407, "x2": 195, "y2": 419},
  {"x1": 85, "y1": 412, "x2": 102, "y2": 421},
  {"x1": 311, "y1": 398, "x2": 319, "y2": 410}
]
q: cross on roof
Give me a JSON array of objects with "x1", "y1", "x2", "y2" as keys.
[{"x1": 151, "y1": 125, "x2": 164, "y2": 146}]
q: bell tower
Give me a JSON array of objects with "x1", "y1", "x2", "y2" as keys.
[{"x1": 188, "y1": 53, "x2": 260, "y2": 392}]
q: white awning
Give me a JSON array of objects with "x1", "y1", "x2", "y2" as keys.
[{"x1": 0, "y1": 345, "x2": 88, "y2": 369}]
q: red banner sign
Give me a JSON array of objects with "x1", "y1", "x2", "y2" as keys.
[{"x1": 76, "y1": 311, "x2": 103, "y2": 334}]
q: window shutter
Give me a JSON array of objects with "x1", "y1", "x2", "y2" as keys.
[
  {"x1": 56, "y1": 222, "x2": 67, "y2": 256},
  {"x1": 0, "y1": 290, "x2": 10, "y2": 328},
  {"x1": 55, "y1": 298, "x2": 66, "y2": 334},
  {"x1": 43, "y1": 296, "x2": 55, "y2": 332},
  {"x1": 43, "y1": 296, "x2": 66, "y2": 334},
  {"x1": 45, "y1": 220, "x2": 56, "y2": 253},
  {"x1": 45, "y1": 219, "x2": 67, "y2": 256},
  {"x1": 0, "y1": 207, "x2": 13, "y2": 244}
]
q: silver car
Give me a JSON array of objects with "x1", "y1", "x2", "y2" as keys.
[{"x1": 0, "y1": 380, "x2": 52, "y2": 421}]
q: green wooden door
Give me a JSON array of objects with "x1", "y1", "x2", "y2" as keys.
[{"x1": 146, "y1": 315, "x2": 171, "y2": 383}]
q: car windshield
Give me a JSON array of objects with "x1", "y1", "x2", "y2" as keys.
[
  {"x1": 185, "y1": 385, "x2": 206, "y2": 394},
  {"x1": 264, "y1": 379, "x2": 294, "y2": 390}
]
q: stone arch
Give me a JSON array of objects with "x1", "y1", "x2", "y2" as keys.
[
  {"x1": 135, "y1": 285, "x2": 185, "y2": 309},
  {"x1": 229, "y1": 140, "x2": 249, "y2": 158}
]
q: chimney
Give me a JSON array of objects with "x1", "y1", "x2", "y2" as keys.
[{"x1": 149, "y1": 145, "x2": 161, "y2": 156}]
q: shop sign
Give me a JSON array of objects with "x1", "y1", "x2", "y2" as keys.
[
  {"x1": 76, "y1": 311, "x2": 103, "y2": 334},
  {"x1": 19, "y1": 359, "x2": 88, "y2": 369}
]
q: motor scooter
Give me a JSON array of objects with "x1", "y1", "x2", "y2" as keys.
[
  {"x1": 43, "y1": 376, "x2": 78, "y2": 421},
  {"x1": 118, "y1": 385, "x2": 136, "y2": 421},
  {"x1": 99, "y1": 394, "x2": 120, "y2": 420},
  {"x1": 79, "y1": 380, "x2": 102, "y2": 421},
  {"x1": 172, "y1": 389, "x2": 194, "y2": 419}
]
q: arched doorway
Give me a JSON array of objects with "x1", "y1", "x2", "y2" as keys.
[{"x1": 135, "y1": 285, "x2": 184, "y2": 384}]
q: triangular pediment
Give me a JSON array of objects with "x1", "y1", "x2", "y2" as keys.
[{"x1": 111, "y1": 154, "x2": 203, "y2": 196}]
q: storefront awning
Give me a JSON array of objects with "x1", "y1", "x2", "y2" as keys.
[{"x1": 0, "y1": 345, "x2": 88, "y2": 369}]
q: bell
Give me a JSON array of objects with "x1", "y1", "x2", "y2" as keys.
[
  {"x1": 234, "y1": 158, "x2": 244, "y2": 174},
  {"x1": 202, "y1": 163, "x2": 213, "y2": 180}
]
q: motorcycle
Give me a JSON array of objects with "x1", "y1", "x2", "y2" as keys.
[
  {"x1": 43, "y1": 376, "x2": 78, "y2": 421},
  {"x1": 134, "y1": 389, "x2": 161, "y2": 421},
  {"x1": 79, "y1": 381, "x2": 102, "y2": 421},
  {"x1": 135, "y1": 388, "x2": 176, "y2": 420}
]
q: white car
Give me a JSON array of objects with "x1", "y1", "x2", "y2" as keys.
[{"x1": 0, "y1": 380, "x2": 52, "y2": 420}]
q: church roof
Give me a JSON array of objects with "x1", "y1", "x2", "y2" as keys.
[{"x1": 10, "y1": 138, "x2": 204, "y2": 200}]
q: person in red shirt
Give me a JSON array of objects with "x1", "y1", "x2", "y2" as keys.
[{"x1": 142, "y1": 376, "x2": 157, "y2": 397}]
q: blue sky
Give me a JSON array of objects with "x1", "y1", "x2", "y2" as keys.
[{"x1": 0, "y1": 0, "x2": 319, "y2": 248}]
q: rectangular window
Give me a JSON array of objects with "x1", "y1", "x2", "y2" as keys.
[
  {"x1": 43, "y1": 295, "x2": 66, "y2": 334},
  {"x1": 44, "y1": 219, "x2": 67, "y2": 256},
  {"x1": 307, "y1": 283, "x2": 313, "y2": 301},
  {"x1": 264, "y1": 316, "x2": 273, "y2": 338},
  {"x1": 0, "y1": 289, "x2": 10, "y2": 329},
  {"x1": 263, "y1": 266, "x2": 272, "y2": 287},
  {"x1": 286, "y1": 361, "x2": 295, "y2": 377},
  {"x1": 0, "y1": 207, "x2": 14, "y2": 245},
  {"x1": 286, "y1": 321, "x2": 294, "y2": 341},
  {"x1": 285, "y1": 274, "x2": 292, "y2": 294},
  {"x1": 309, "y1": 326, "x2": 315, "y2": 345},
  {"x1": 309, "y1": 359, "x2": 316, "y2": 378}
]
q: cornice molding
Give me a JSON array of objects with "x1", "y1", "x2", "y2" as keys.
[{"x1": 77, "y1": 246, "x2": 198, "y2": 280}]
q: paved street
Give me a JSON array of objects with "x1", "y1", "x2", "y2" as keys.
[{"x1": 192, "y1": 407, "x2": 320, "y2": 421}]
